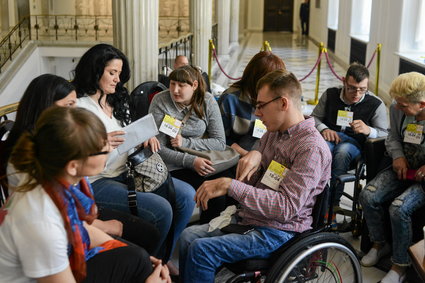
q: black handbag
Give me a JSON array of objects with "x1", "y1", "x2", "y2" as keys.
[{"x1": 125, "y1": 146, "x2": 176, "y2": 262}]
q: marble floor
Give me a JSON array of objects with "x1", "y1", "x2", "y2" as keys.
[{"x1": 205, "y1": 31, "x2": 387, "y2": 282}]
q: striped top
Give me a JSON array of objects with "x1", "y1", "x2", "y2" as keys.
[{"x1": 228, "y1": 117, "x2": 332, "y2": 233}]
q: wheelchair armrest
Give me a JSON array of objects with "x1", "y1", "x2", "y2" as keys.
[{"x1": 336, "y1": 173, "x2": 357, "y2": 184}]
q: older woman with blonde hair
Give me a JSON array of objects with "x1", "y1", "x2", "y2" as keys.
[{"x1": 359, "y1": 72, "x2": 425, "y2": 283}]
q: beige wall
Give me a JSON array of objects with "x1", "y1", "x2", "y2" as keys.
[
  {"x1": 246, "y1": 0, "x2": 263, "y2": 31},
  {"x1": 159, "y1": 0, "x2": 189, "y2": 17}
]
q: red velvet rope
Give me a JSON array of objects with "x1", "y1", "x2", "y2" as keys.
[
  {"x1": 212, "y1": 48, "x2": 242, "y2": 81},
  {"x1": 299, "y1": 52, "x2": 323, "y2": 82},
  {"x1": 323, "y1": 51, "x2": 344, "y2": 81}
]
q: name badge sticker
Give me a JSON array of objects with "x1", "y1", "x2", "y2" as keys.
[
  {"x1": 403, "y1": 123, "x2": 423, "y2": 144},
  {"x1": 336, "y1": 110, "x2": 354, "y2": 127},
  {"x1": 252, "y1": 119, "x2": 267, "y2": 139},
  {"x1": 159, "y1": 115, "x2": 182, "y2": 138},
  {"x1": 260, "y1": 160, "x2": 288, "y2": 190}
]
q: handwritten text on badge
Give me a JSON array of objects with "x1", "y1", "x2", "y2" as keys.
[
  {"x1": 403, "y1": 123, "x2": 423, "y2": 144},
  {"x1": 261, "y1": 160, "x2": 288, "y2": 190},
  {"x1": 159, "y1": 115, "x2": 182, "y2": 138},
  {"x1": 336, "y1": 110, "x2": 353, "y2": 127},
  {"x1": 253, "y1": 119, "x2": 267, "y2": 138}
]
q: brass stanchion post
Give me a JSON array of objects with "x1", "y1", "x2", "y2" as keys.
[
  {"x1": 208, "y1": 39, "x2": 215, "y2": 84},
  {"x1": 375, "y1": 43, "x2": 382, "y2": 96},
  {"x1": 308, "y1": 42, "x2": 324, "y2": 105}
]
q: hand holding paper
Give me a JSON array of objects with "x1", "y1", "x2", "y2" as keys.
[{"x1": 117, "y1": 114, "x2": 159, "y2": 155}]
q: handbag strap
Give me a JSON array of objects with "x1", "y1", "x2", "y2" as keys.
[
  {"x1": 178, "y1": 109, "x2": 192, "y2": 135},
  {"x1": 162, "y1": 174, "x2": 176, "y2": 262},
  {"x1": 125, "y1": 162, "x2": 139, "y2": 216}
]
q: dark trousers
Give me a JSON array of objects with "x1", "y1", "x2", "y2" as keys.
[
  {"x1": 98, "y1": 207, "x2": 160, "y2": 254},
  {"x1": 84, "y1": 243, "x2": 152, "y2": 283},
  {"x1": 171, "y1": 167, "x2": 237, "y2": 224}
]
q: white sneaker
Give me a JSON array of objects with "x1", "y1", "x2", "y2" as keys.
[
  {"x1": 360, "y1": 243, "x2": 391, "y2": 267},
  {"x1": 380, "y1": 270, "x2": 406, "y2": 283}
]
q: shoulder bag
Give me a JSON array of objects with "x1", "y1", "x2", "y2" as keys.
[
  {"x1": 177, "y1": 110, "x2": 240, "y2": 177},
  {"x1": 125, "y1": 146, "x2": 176, "y2": 262}
]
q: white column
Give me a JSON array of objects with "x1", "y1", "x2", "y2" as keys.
[
  {"x1": 216, "y1": 0, "x2": 230, "y2": 55},
  {"x1": 190, "y1": 0, "x2": 212, "y2": 72},
  {"x1": 0, "y1": 0, "x2": 9, "y2": 32},
  {"x1": 112, "y1": 0, "x2": 158, "y2": 90},
  {"x1": 230, "y1": 0, "x2": 240, "y2": 45}
]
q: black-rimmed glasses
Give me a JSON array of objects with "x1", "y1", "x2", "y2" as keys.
[
  {"x1": 255, "y1": 96, "x2": 283, "y2": 111},
  {"x1": 345, "y1": 84, "x2": 368, "y2": 94}
]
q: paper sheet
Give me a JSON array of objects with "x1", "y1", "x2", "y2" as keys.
[{"x1": 117, "y1": 113, "x2": 159, "y2": 155}]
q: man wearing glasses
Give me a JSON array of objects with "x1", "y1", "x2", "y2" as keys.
[
  {"x1": 178, "y1": 70, "x2": 332, "y2": 283},
  {"x1": 311, "y1": 62, "x2": 388, "y2": 210}
]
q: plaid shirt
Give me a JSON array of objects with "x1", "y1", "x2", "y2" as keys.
[{"x1": 228, "y1": 117, "x2": 331, "y2": 233}]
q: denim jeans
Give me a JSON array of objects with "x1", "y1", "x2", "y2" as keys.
[
  {"x1": 179, "y1": 224, "x2": 296, "y2": 283},
  {"x1": 92, "y1": 172, "x2": 195, "y2": 257},
  {"x1": 327, "y1": 132, "x2": 362, "y2": 205},
  {"x1": 359, "y1": 168, "x2": 425, "y2": 265}
]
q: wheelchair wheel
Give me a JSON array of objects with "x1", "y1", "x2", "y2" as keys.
[{"x1": 266, "y1": 232, "x2": 362, "y2": 283}]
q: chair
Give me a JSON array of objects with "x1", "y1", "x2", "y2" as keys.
[
  {"x1": 332, "y1": 137, "x2": 386, "y2": 236},
  {"x1": 129, "y1": 81, "x2": 167, "y2": 121},
  {"x1": 0, "y1": 114, "x2": 15, "y2": 206},
  {"x1": 222, "y1": 185, "x2": 362, "y2": 283}
]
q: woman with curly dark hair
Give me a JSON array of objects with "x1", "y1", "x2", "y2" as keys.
[
  {"x1": 73, "y1": 44, "x2": 195, "y2": 265},
  {"x1": 2, "y1": 73, "x2": 161, "y2": 254}
]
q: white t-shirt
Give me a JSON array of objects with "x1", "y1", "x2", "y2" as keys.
[
  {"x1": 0, "y1": 185, "x2": 68, "y2": 282},
  {"x1": 77, "y1": 96, "x2": 128, "y2": 182}
]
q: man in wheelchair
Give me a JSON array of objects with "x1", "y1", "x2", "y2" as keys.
[
  {"x1": 178, "y1": 70, "x2": 332, "y2": 282},
  {"x1": 311, "y1": 62, "x2": 388, "y2": 210}
]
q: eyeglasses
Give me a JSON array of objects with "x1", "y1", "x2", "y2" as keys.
[
  {"x1": 255, "y1": 96, "x2": 283, "y2": 111},
  {"x1": 89, "y1": 151, "x2": 109, "y2": 156},
  {"x1": 346, "y1": 84, "x2": 368, "y2": 94}
]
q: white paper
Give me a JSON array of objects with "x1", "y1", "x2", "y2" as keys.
[{"x1": 117, "y1": 113, "x2": 159, "y2": 155}]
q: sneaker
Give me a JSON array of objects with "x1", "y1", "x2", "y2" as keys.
[
  {"x1": 380, "y1": 269, "x2": 406, "y2": 283},
  {"x1": 360, "y1": 243, "x2": 391, "y2": 267}
]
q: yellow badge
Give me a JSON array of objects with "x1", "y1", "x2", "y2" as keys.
[
  {"x1": 260, "y1": 160, "x2": 288, "y2": 190},
  {"x1": 403, "y1": 123, "x2": 423, "y2": 144},
  {"x1": 336, "y1": 110, "x2": 353, "y2": 127},
  {"x1": 252, "y1": 119, "x2": 267, "y2": 138},
  {"x1": 159, "y1": 114, "x2": 182, "y2": 138}
]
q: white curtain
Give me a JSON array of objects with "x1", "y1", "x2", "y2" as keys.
[
  {"x1": 415, "y1": 0, "x2": 425, "y2": 49},
  {"x1": 358, "y1": 0, "x2": 372, "y2": 35}
]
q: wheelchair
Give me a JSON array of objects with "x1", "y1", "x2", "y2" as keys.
[
  {"x1": 221, "y1": 185, "x2": 363, "y2": 283},
  {"x1": 332, "y1": 138, "x2": 386, "y2": 237}
]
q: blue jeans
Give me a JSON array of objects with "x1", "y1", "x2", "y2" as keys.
[
  {"x1": 179, "y1": 224, "x2": 296, "y2": 283},
  {"x1": 359, "y1": 168, "x2": 425, "y2": 265},
  {"x1": 327, "y1": 132, "x2": 362, "y2": 205},
  {"x1": 92, "y1": 172, "x2": 195, "y2": 257}
]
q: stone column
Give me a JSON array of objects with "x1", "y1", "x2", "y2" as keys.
[
  {"x1": 112, "y1": 0, "x2": 158, "y2": 90},
  {"x1": 230, "y1": 0, "x2": 240, "y2": 45},
  {"x1": 216, "y1": 0, "x2": 230, "y2": 55},
  {"x1": 190, "y1": 0, "x2": 212, "y2": 72}
]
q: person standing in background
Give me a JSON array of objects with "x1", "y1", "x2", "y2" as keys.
[{"x1": 300, "y1": 0, "x2": 309, "y2": 35}]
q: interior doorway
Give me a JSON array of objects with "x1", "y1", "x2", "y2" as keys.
[{"x1": 263, "y1": 0, "x2": 294, "y2": 32}]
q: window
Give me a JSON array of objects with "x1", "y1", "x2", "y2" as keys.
[
  {"x1": 327, "y1": 0, "x2": 339, "y2": 30},
  {"x1": 414, "y1": 0, "x2": 425, "y2": 50},
  {"x1": 400, "y1": 0, "x2": 425, "y2": 52},
  {"x1": 350, "y1": 0, "x2": 372, "y2": 42}
]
